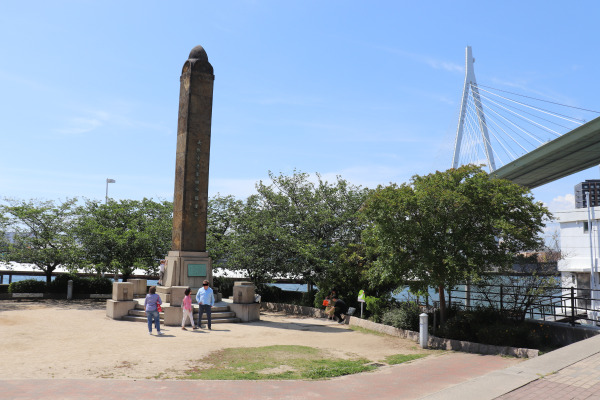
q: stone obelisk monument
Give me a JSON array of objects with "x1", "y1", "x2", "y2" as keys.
[{"x1": 163, "y1": 45, "x2": 214, "y2": 292}]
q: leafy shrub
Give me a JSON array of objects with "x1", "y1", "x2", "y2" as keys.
[
  {"x1": 381, "y1": 302, "x2": 421, "y2": 331},
  {"x1": 301, "y1": 289, "x2": 317, "y2": 307},
  {"x1": 256, "y1": 284, "x2": 304, "y2": 304},
  {"x1": 213, "y1": 276, "x2": 235, "y2": 298},
  {"x1": 439, "y1": 306, "x2": 555, "y2": 349},
  {"x1": 0, "y1": 284, "x2": 8, "y2": 294},
  {"x1": 365, "y1": 295, "x2": 389, "y2": 322},
  {"x1": 8, "y1": 279, "x2": 46, "y2": 293},
  {"x1": 84, "y1": 276, "x2": 113, "y2": 294},
  {"x1": 47, "y1": 274, "x2": 112, "y2": 294}
]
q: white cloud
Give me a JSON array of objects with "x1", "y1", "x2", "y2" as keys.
[
  {"x1": 374, "y1": 45, "x2": 463, "y2": 73},
  {"x1": 54, "y1": 117, "x2": 103, "y2": 135},
  {"x1": 546, "y1": 193, "x2": 575, "y2": 213}
]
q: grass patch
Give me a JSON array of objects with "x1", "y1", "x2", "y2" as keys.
[
  {"x1": 184, "y1": 345, "x2": 376, "y2": 380},
  {"x1": 349, "y1": 325, "x2": 386, "y2": 336},
  {"x1": 383, "y1": 354, "x2": 427, "y2": 365}
]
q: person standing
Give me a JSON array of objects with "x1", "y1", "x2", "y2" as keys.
[
  {"x1": 181, "y1": 288, "x2": 198, "y2": 330},
  {"x1": 196, "y1": 280, "x2": 214, "y2": 330},
  {"x1": 145, "y1": 286, "x2": 163, "y2": 335},
  {"x1": 157, "y1": 259, "x2": 166, "y2": 286}
]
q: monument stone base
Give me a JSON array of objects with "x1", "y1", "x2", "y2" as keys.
[
  {"x1": 164, "y1": 251, "x2": 212, "y2": 291},
  {"x1": 106, "y1": 300, "x2": 136, "y2": 319},
  {"x1": 228, "y1": 302, "x2": 260, "y2": 322}
]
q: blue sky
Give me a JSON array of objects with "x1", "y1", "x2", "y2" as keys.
[{"x1": 2, "y1": 1, "x2": 599, "y2": 233}]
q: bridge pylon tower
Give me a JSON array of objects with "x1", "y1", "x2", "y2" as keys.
[{"x1": 452, "y1": 46, "x2": 496, "y2": 172}]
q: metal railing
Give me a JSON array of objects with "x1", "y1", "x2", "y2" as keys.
[{"x1": 422, "y1": 283, "x2": 600, "y2": 327}]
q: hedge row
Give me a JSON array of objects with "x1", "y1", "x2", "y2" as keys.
[{"x1": 8, "y1": 275, "x2": 112, "y2": 294}]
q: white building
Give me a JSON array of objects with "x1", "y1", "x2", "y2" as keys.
[{"x1": 556, "y1": 208, "x2": 600, "y2": 313}]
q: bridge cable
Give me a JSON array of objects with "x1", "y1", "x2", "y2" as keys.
[
  {"x1": 474, "y1": 83, "x2": 600, "y2": 115},
  {"x1": 473, "y1": 84, "x2": 584, "y2": 126},
  {"x1": 476, "y1": 91, "x2": 562, "y2": 137},
  {"x1": 470, "y1": 90, "x2": 546, "y2": 147}
]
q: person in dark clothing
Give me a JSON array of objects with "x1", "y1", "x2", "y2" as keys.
[{"x1": 332, "y1": 297, "x2": 348, "y2": 324}]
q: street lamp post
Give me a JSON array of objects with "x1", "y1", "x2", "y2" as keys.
[{"x1": 105, "y1": 178, "x2": 116, "y2": 204}]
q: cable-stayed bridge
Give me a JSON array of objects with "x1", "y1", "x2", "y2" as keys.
[{"x1": 452, "y1": 46, "x2": 600, "y2": 188}]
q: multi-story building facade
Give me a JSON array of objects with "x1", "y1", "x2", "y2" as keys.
[{"x1": 575, "y1": 179, "x2": 600, "y2": 208}]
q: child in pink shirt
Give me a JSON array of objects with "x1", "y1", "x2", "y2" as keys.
[{"x1": 181, "y1": 288, "x2": 198, "y2": 330}]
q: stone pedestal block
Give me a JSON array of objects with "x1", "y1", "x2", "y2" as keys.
[
  {"x1": 112, "y1": 282, "x2": 134, "y2": 301},
  {"x1": 163, "y1": 306, "x2": 183, "y2": 326},
  {"x1": 233, "y1": 281, "x2": 255, "y2": 304},
  {"x1": 165, "y1": 251, "x2": 212, "y2": 289},
  {"x1": 156, "y1": 286, "x2": 171, "y2": 303},
  {"x1": 229, "y1": 302, "x2": 260, "y2": 322},
  {"x1": 106, "y1": 300, "x2": 136, "y2": 319},
  {"x1": 128, "y1": 279, "x2": 147, "y2": 296},
  {"x1": 170, "y1": 286, "x2": 188, "y2": 307}
]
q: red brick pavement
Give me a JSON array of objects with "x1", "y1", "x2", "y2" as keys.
[
  {"x1": 497, "y1": 352, "x2": 600, "y2": 400},
  {"x1": 0, "y1": 352, "x2": 519, "y2": 400}
]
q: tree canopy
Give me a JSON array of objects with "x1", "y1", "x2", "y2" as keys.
[
  {"x1": 1, "y1": 198, "x2": 80, "y2": 283},
  {"x1": 74, "y1": 198, "x2": 172, "y2": 280},
  {"x1": 360, "y1": 165, "x2": 552, "y2": 323},
  {"x1": 210, "y1": 171, "x2": 370, "y2": 296}
]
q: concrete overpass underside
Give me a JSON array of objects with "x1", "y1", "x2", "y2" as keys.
[{"x1": 493, "y1": 116, "x2": 600, "y2": 189}]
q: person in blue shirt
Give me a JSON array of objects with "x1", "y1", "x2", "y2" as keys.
[{"x1": 195, "y1": 280, "x2": 215, "y2": 330}]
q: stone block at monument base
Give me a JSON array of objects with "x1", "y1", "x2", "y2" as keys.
[
  {"x1": 164, "y1": 251, "x2": 212, "y2": 289},
  {"x1": 106, "y1": 300, "x2": 136, "y2": 319},
  {"x1": 228, "y1": 302, "x2": 260, "y2": 322},
  {"x1": 156, "y1": 286, "x2": 171, "y2": 303},
  {"x1": 233, "y1": 281, "x2": 255, "y2": 304},
  {"x1": 170, "y1": 286, "x2": 188, "y2": 307},
  {"x1": 128, "y1": 279, "x2": 147, "y2": 296},
  {"x1": 112, "y1": 282, "x2": 134, "y2": 301},
  {"x1": 163, "y1": 306, "x2": 183, "y2": 326}
]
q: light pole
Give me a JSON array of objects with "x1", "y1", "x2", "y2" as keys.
[{"x1": 105, "y1": 178, "x2": 116, "y2": 204}]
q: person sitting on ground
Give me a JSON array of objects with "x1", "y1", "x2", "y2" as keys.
[
  {"x1": 326, "y1": 289, "x2": 338, "y2": 320},
  {"x1": 332, "y1": 296, "x2": 348, "y2": 324},
  {"x1": 323, "y1": 295, "x2": 335, "y2": 320}
]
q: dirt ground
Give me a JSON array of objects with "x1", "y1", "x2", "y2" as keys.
[{"x1": 0, "y1": 300, "x2": 448, "y2": 380}]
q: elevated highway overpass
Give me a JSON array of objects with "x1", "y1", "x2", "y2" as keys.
[{"x1": 492, "y1": 116, "x2": 600, "y2": 189}]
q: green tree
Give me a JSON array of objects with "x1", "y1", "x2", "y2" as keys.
[
  {"x1": 224, "y1": 171, "x2": 369, "y2": 288},
  {"x1": 206, "y1": 194, "x2": 244, "y2": 265},
  {"x1": 1, "y1": 198, "x2": 79, "y2": 283},
  {"x1": 361, "y1": 165, "x2": 551, "y2": 324},
  {"x1": 211, "y1": 171, "x2": 370, "y2": 296},
  {"x1": 0, "y1": 209, "x2": 10, "y2": 257},
  {"x1": 256, "y1": 171, "x2": 369, "y2": 287},
  {"x1": 74, "y1": 198, "x2": 172, "y2": 280}
]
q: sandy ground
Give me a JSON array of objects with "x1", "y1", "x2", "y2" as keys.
[{"x1": 0, "y1": 300, "x2": 452, "y2": 380}]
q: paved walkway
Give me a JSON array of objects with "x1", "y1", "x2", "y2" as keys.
[
  {"x1": 2, "y1": 323, "x2": 600, "y2": 399},
  {"x1": 424, "y1": 332, "x2": 600, "y2": 400},
  {"x1": 0, "y1": 352, "x2": 518, "y2": 400}
]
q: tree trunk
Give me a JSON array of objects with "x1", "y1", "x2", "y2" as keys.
[
  {"x1": 45, "y1": 271, "x2": 53, "y2": 285},
  {"x1": 438, "y1": 284, "x2": 447, "y2": 325}
]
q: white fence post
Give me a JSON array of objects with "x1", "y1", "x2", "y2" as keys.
[{"x1": 419, "y1": 313, "x2": 429, "y2": 349}]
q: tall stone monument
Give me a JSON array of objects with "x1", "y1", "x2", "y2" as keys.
[{"x1": 163, "y1": 45, "x2": 214, "y2": 293}]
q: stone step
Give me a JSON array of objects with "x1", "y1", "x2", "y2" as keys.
[
  {"x1": 121, "y1": 315, "x2": 240, "y2": 324},
  {"x1": 128, "y1": 309, "x2": 236, "y2": 319},
  {"x1": 133, "y1": 303, "x2": 230, "y2": 313}
]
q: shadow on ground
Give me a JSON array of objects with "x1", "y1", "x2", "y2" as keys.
[{"x1": 0, "y1": 299, "x2": 107, "y2": 312}]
